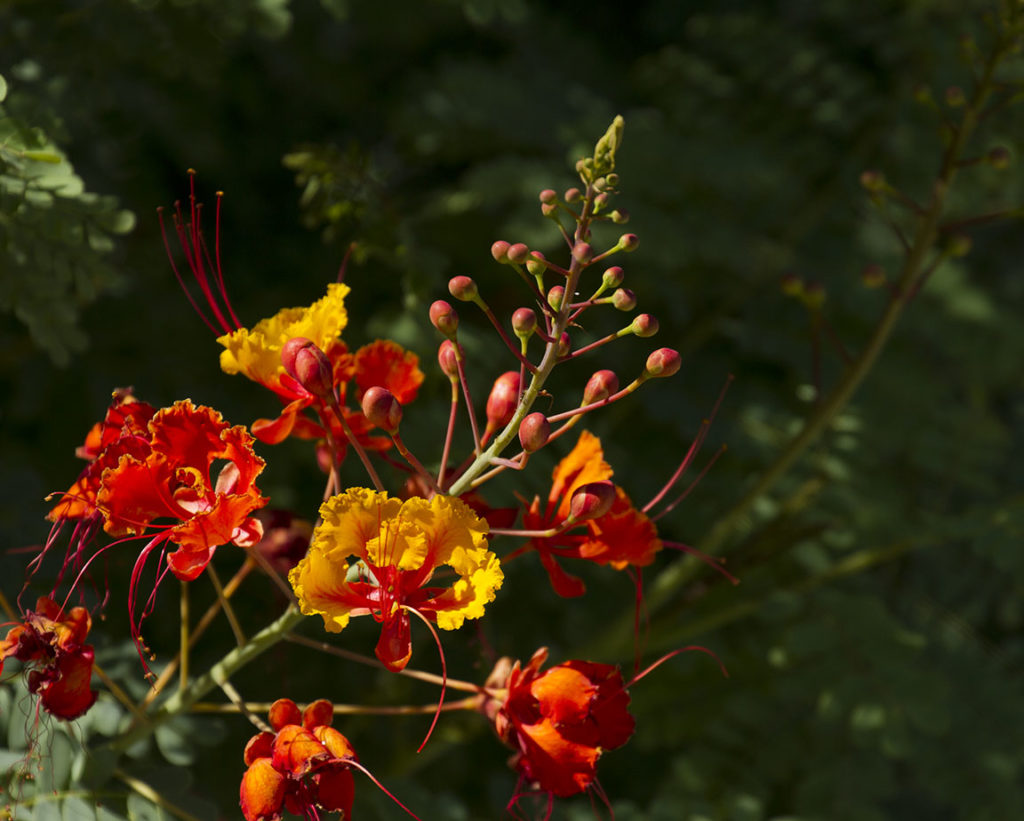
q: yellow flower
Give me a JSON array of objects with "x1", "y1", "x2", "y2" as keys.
[
  {"x1": 289, "y1": 488, "x2": 503, "y2": 670},
  {"x1": 218, "y1": 282, "x2": 350, "y2": 396}
]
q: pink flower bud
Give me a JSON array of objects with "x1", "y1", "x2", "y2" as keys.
[
  {"x1": 594, "y1": 192, "x2": 610, "y2": 210},
  {"x1": 281, "y1": 337, "x2": 333, "y2": 399},
  {"x1": 572, "y1": 242, "x2": 594, "y2": 265},
  {"x1": 518, "y1": 412, "x2": 550, "y2": 453},
  {"x1": 539, "y1": 189, "x2": 557, "y2": 204},
  {"x1": 644, "y1": 348, "x2": 681, "y2": 379},
  {"x1": 526, "y1": 251, "x2": 547, "y2": 277},
  {"x1": 361, "y1": 386, "x2": 402, "y2": 433},
  {"x1": 859, "y1": 170, "x2": 885, "y2": 193},
  {"x1": 556, "y1": 332, "x2": 571, "y2": 357},
  {"x1": 612, "y1": 288, "x2": 636, "y2": 311},
  {"x1": 583, "y1": 370, "x2": 619, "y2": 404},
  {"x1": 569, "y1": 481, "x2": 616, "y2": 521},
  {"x1": 507, "y1": 243, "x2": 530, "y2": 264},
  {"x1": 547, "y1": 285, "x2": 565, "y2": 311},
  {"x1": 429, "y1": 300, "x2": 459, "y2": 337},
  {"x1": 448, "y1": 275, "x2": 478, "y2": 302},
  {"x1": 602, "y1": 266, "x2": 624, "y2": 288},
  {"x1": 438, "y1": 340, "x2": 460, "y2": 381},
  {"x1": 619, "y1": 233, "x2": 639, "y2": 252},
  {"x1": 541, "y1": 202, "x2": 558, "y2": 217},
  {"x1": 631, "y1": 314, "x2": 659, "y2": 338},
  {"x1": 491, "y1": 241, "x2": 511, "y2": 263},
  {"x1": 486, "y1": 371, "x2": 521, "y2": 430},
  {"x1": 564, "y1": 187, "x2": 582, "y2": 203},
  {"x1": 512, "y1": 307, "x2": 537, "y2": 338}
]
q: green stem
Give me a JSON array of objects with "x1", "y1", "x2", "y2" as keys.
[{"x1": 110, "y1": 606, "x2": 305, "y2": 752}]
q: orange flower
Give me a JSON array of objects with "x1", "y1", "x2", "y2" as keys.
[
  {"x1": 0, "y1": 597, "x2": 98, "y2": 720},
  {"x1": 483, "y1": 648, "x2": 635, "y2": 802},
  {"x1": 290, "y1": 488, "x2": 503, "y2": 671},
  {"x1": 240, "y1": 698, "x2": 357, "y2": 821},
  {"x1": 523, "y1": 431, "x2": 662, "y2": 596}
]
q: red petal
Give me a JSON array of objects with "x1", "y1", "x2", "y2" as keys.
[{"x1": 40, "y1": 648, "x2": 97, "y2": 720}]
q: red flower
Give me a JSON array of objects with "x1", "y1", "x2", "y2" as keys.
[
  {"x1": 523, "y1": 431, "x2": 661, "y2": 596},
  {"x1": 483, "y1": 648, "x2": 635, "y2": 802},
  {"x1": 240, "y1": 698, "x2": 357, "y2": 821},
  {"x1": 0, "y1": 596, "x2": 98, "y2": 720}
]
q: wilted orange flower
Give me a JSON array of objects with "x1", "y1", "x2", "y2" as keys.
[
  {"x1": 482, "y1": 647, "x2": 635, "y2": 804},
  {"x1": 290, "y1": 488, "x2": 503, "y2": 671},
  {"x1": 0, "y1": 596, "x2": 98, "y2": 720},
  {"x1": 524, "y1": 430, "x2": 662, "y2": 596},
  {"x1": 240, "y1": 698, "x2": 357, "y2": 821}
]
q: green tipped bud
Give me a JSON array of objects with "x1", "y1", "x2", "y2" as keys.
[
  {"x1": 556, "y1": 332, "x2": 571, "y2": 357},
  {"x1": 631, "y1": 314, "x2": 659, "y2": 337},
  {"x1": 802, "y1": 281, "x2": 825, "y2": 309},
  {"x1": 361, "y1": 386, "x2": 402, "y2": 433},
  {"x1": 448, "y1": 275, "x2": 478, "y2": 302},
  {"x1": 644, "y1": 347, "x2": 681, "y2": 379},
  {"x1": 281, "y1": 337, "x2": 334, "y2": 399},
  {"x1": 572, "y1": 242, "x2": 594, "y2": 265},
  {"x1": 541, "y1": 202, "x2": 558, "y2": 217},
  {"x1": 780, "y1": 273, "x2": 804, "y2": 297},
  {"x1": 945, "y1": 85, "x2": 966, "y2": 107},
  {"x1": 861, "y1": 264, "x2": 886, "y2": 289},
  {"x1": 619, "y1": 233, "x2": 639, "y2": 252},
  {"x1": 594, "y1": 192, "x2": 610, "y2": 211},
  {"x1": 526, "y1": 251, "x2": 547, "y2": 277},
  {"x1": 507, "y1": 243, "x2": 531, "y2": 264},
  {"x1": 569, "y1": 481, "x2": 616, "y2": 521},
  {"x1": 429, "y1": 300, "x2": 459, "y2": 337},
  {"x1": 547, "y1": 285, "x2": 566, "y2": 311},
  {"x1": 611, "y1": 288, "x2": 637, "y2": 311},
  {"x1": 518, "y1": 412, "x2": 550, "y2": 453},
  {"x1": 988, "y1": 146, "x2": 1011, "y2": 169},
  {"x1": 486, "y1": 371, "x2": 521, "y2": 430},
  {"x1": 491, "y1": 241, "x2": 511, "y2": 263},
  {"x1": 947, "y1": 233, "x2": 972, "y2": 257},
  {"x1": 606, "y1": 173, "x2": 620, "y2": 188},
  {"x1": 602, "y1": 266, "x2": 624, "y2": 288},
  {"x1": 512, "y1": 307, "x2": 537, "y2": 338},
  {"x1": 564, "y1": 187, "x2": 582, "y2": 204},
  {"x1": 859, "y1": 170, "x2": 886, "y2": 193},
  {"x1": 583, "y1": 370, "x2": 619, "y2": 404},
  {"x1": 438, "y1": 340, "x2": 460, "y2": 381},
  {"x1": 610, "y1": 209, "x2": 630, "y2": 224},
  {"x1": 591, "y1": 115, "x2": 625, "y2": 180},
  {"x1": 539, "y1": 189, "x2": 558, "y2": 204}
]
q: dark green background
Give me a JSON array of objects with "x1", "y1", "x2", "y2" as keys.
[{"x1": 2, "y1": 1, "x2": 1022, "y2": 819}]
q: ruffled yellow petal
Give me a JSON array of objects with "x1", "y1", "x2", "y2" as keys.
[
  {"x1": 313, "y1": 487, "x2": 403, "y2": 563},
  {"x1": 218, "y1": 282, "x2": 351, "y2": 390},
  {"x1": 288, "y1": 546, "x2": 354, "y2": 632},
  {"x1": 433, "y1": 546, "x2": 504, "y2": 630}
]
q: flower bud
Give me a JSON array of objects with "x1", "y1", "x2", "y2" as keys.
[
  {"x1": 988, "y1": 146, "x2": 1011, "y2": 169},
  {"x1": 281, "y1": 337, "x2": 334, "y2": 399},
  {"x1": 547, "y1": 285, "x2": 565, "y2": 311},
  {"x1": 802, "y1": 281, "x2": 825, "y2": 309},
  {"x1": 593, "y1": 176, "x2": 608, "y2": 193},
  {"x1": 606, "y1": 173, "x2": 619, "y2": 187},
  {"x1": 602, "y1": 266, "x2": 624, "y2": 288},
  {"x1": 644, "y1": 348, "x2": 681, "y2": 379},
  {"x1": 594, "y1": 192, "x2": 610, "y2": 211},
  {"x1": 861, "y1": 264, "x2": 886, "y2": 289},
  {"x1": 541, "y1": 202, "x2": 558, "y2": 217},
  {"x1": 572, "y1": 242, "x2": 594, "y2": 265},
  {"x1": 268, "y1": 698, "x2": 302, "y2": 732},
  {"x1": 512, "y1": 307, "x2": 537, "y2": 338},
  {"x1": 429, "y1": 300, "x2": 459, "y2": 337},
  {"x1": 859, "y1": 170, "x2": 886, "y2": 193},
  {"x1": 780, "y1": 273, "x2": 803, "y2": 297},
  {"x1": 619, "y1": 233, "x2": 639, "y2": 252},
  {"x1": 361, "y1": 386, "x2": 402, "y2": 433},
  {"x1": 518, "y1": 412, "x2": 550, "y2": 453},
  {"x1": 610, "y1": 208, "x2": 630, "y2": 224},
  {"x1": 438, "y1": 340, "x2": 460, "y2": 381},
  {"x1": 611, "y1": 288, "x2": 637, "y2": 311},
  {"x1": 631, "y1": 313, "x2": 659, "y2": 338},
  {"x1": 539, "y1": 189, "x2": 557, "y2": 204},
  {"x1": 564, "y1": 187, "x2": 582, "y2": 203},
  {"x1": 583, "y1": 369, "x2": 619, "y2": 404},
  {"x1": 569, "y1": 481, "x2": 616, "y2": 521},
  {"x1": 556, "y1": 332, "x2": 571, "y2": 357},
  {"x1": 526, "y1": 251, "x2": 547, "y2": 277},
  {"x1": 490, "y1": 241, "x2": 511, "y2": 263},
  {"x1": 448, "y1": 275, "x2": 478, "y2": 302},
  {"x1": 302, "y1": 699, "x2": 334, "y2": 731},
  {"x1": 507, "y1": 243, "x2": 531, "y2": 264},
  {"x1": 486, "y1": 371, "x2": 521, "y2": 430}
]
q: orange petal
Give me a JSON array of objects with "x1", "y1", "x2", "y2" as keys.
[
  {"x1": 353, "y1": 340, "x2": 424, "y2": 405},
  {"x1": 240, "y1": 757, "x2": 286, "y2": 821},
  {"x1": 549, "y1": 431, "x2": 613, "y2": 521}
]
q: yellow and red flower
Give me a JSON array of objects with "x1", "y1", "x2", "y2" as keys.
[
  {"x1": 482, "y1": 647, "x2": 635, "y2": 801},
  {"x1": 523, "y1": 430, "x2": 662, "y2": 596},
  {"x1": 0, "y1": 596, "x2": 98, "y2": 720},
  {"x1": 289, "y1": 488, "x2": 503, "y2": 671},
  {"x1": 240, "y1": 698, "x2": 357, "y2": 821}
]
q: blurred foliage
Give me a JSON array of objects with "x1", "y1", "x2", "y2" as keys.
[{"x1": 2, "y1": 0, "x2": 1024, "y2": 819}]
